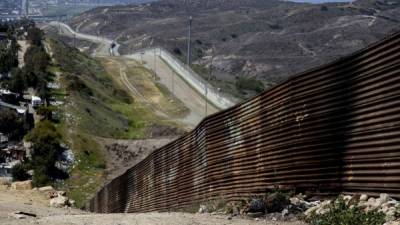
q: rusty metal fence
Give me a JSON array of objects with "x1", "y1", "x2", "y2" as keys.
[{"x1": 88, "y1": 31, "x2": 400, "y2": 213}]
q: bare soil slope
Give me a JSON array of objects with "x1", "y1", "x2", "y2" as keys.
[{"x1": 70, "y1": 0, "x2": 400, "y2": 99}]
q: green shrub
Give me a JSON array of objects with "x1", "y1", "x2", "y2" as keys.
[
  {"x1": 235, "y1": 77, "x2": 265, "y2": 93},
  {"x1": 303, "y1": 197, "x2": 386, "y2": 225},
  {"x1": 11, "y1": 163, "x2": 30, "y2": 181},
  {"x1": 26, "y1": 121, "x2": 65, "y2": 187}
]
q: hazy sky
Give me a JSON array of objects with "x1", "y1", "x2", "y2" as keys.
[{"x1": 287, "y1": 0, "x2": 353, "y2": 3}]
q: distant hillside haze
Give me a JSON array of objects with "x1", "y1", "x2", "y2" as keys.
[
  {"x1": 70, "y1": 0, "x2": 400, "y2": 99},
  {"x1": 284, "y1": 0, "x2": 354, "y2": 3}
]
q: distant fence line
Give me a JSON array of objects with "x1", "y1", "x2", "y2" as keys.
[
  {"x1": 131, "y1": 47, "x2": 237, "y2": 109},
  {"x1": 88, "y1": 31, "x2": 400, "y2": 213}
]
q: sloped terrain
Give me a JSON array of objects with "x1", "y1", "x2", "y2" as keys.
[{"x1": 69, "y1": 0, "x2": 400, "y2": 99}]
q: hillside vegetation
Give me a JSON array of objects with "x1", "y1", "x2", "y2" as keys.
[
  {"x1": 46, "y1": 37, "x2": 183, "y2": 207},
  {"x1": 70, "y1": 0, "x2": 400, "y2": 99}
]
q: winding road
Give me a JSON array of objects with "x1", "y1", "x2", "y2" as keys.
[{"x1": 47, "y1": 22, "x2": 230, "y2": 128}]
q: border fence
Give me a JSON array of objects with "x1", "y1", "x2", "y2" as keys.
[{"x1": 88, "y1": 30, "x2": 400, "y2": 213}]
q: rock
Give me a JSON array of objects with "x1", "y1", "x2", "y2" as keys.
[
  {"x1": 379, "y1": 193, "x2": 390, "y2": 205},
  {"x1": 360, "y1": 194, "x2": 368, "y2": 201},
  {"x1": 50, "y1": 196, "x2": 70, "y2": 208},
  {"x1": 304, "y1": 206, "x2": 318, "y2": 216},
  {"x1": 290, "y1": 197, "x2": 301, "y2": 205},
  {"x1": 198, "y1": 204, "x2": 208, "y2": 214},
  {"x1": 247, "y1": 212, "x2": 264, "y2": 218},
  {"x1": 347, "y1": 194, "x2": 360, "y2": 206},
  {"x1": 57, "y1": 191, "x2": 67, "y2": 196},
  {"x1": 10, "y1": 180, "x2": 32, "y2": 190},
  {"x1": 315, "y1": 200, "x2": 331, "y2": 215},
  {"x1": 38, "y1": 186, "x2": 54, "y2": 192},
  {"x1": 343, "y1": 195, "x2": 352, "y2": 203},
  {"x1": 0, "y1": 177, "x2": 11, "y2": 185},
  {"x1": 384, "y1": 220, "x2": 400, "y2": 225},
  {"x1": 0, "y1": 184, "x2": 9, "y2": 191},
  {"x1": 48, "y1": 190, "x2": 58, "y2": 199},
  {"x1": 68, "y1": 199, "x2": 76, "y2": 206},
  {"x1": 265, "y1": 193, "x2": 290, "y2": 213},
  {"x1": 10, "y1": 211, "x2": 37, "y2": 219},
  {"x1": 281, "y1": 208, "x2": 289, "y2": 217},
  {"x1": 247, "y1": 198, "x2": 266, "y2": 213}
]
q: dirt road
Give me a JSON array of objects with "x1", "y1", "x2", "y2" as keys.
[
  {"x1": 127, "y1": 51, "x2": 218, "y2": 127},
  {"x1": 49, "y1": 21, "x2": 119, "y2": 57},
  {"x1": 47, "y1": 22, "x2": 220, "y2": 127}
]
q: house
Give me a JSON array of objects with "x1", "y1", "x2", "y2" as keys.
[
  {"x1": 31, "y1": 96, "x2": 42, "y2": 108},
  {"x1": 0, "y1": 32, "x2": 7, "y2": 40},
  {"x1": 0, "y1": 144, "x2": 25, "y2": 180}
]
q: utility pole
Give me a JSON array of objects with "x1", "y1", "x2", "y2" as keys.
[
  {"x1": 187, "y1": 16, "x2": 192, "y2": 66},
  {"x1": 73, "y1": 32, "x2": 76, "y2": 48},
  {"x1": 153, "y1": 48, "x2": 157, "y2": 80},
  {"x1": 171, "y1": 69, "x2": 175, "y2": 95},
  {"x1": 206, "y1": 46, "x2": 215, "y2": 117}
]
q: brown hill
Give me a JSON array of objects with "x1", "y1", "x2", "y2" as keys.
[{"x1": 69, "y1": 0, "x2": 400, "y2": 99}]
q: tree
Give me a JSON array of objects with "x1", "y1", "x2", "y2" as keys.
[
  {"x1": 0, "y1": 39, "x2": 19, "y2": 74},
  {"x1": 36, "y1": 105, "x2": 56, "y2": 121},
  {"x1": 24, "y1": 45, "x2": 49, "y2": 75},
  {"x1": 11, "y1": 163, "x2": 30, "y2": 181},
  {"x1": 27, "y1": 27, "x2": 43, "y2": 46},
  {"x1": 0, "y1": 109, "x2": 25, "y2": 140},
  {"x1": 25, "y1": 121, "x2": 65, "y2": 186},
  {"x1": 6, "y1": 68, "x2": 27, "y2": 96}
]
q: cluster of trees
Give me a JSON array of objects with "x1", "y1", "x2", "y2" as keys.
[
  {"x1": 0, "y1": 109, "x2": 26, "y2": 140},
  {"x1": 0, "y1": 22, "x2": 65, "y2": 186},
  {"x1": 0, "y1": 31, "x2": 19, "y2": 76},
  {"x1": 0, "y1": 19, "x2": 34, "y2": 77},
  {"x1": 13, "y1": 121, "x2": 68, "y2": 186},
  {"x1": 1, "y1": 27, "x2": 53, "y2": 103},
  {"x1": 1, "y1": 22, "x2": 53, "y2": 100}
]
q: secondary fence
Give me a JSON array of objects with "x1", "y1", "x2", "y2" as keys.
[
  {"x1": 130, "y1": 47, "x2": 236, "y2": 109},
  {"x1": 88, "y1": 31, "x2": 400, "y2": 213}
]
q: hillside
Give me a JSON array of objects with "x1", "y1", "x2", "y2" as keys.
[
  {"x1": 69, "y1": 0, "x2": 400, "y2": 99},
  {"x1": 43, "y1": 36, "x2": 185, "y2": 207}
]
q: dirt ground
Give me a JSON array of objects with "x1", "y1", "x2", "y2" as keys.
[
  {"x1": 0, "y1": 190, "x2": 305, "y2": 225},
  {"x1": 97, "y1": 137, "x2": 177, "y2": 182}
]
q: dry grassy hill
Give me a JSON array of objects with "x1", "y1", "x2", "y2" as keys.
[{"x1": 69, "y1": 0, "x2": 399, "y2": 99}]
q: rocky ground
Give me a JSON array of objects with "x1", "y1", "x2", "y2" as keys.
[
  {"x1": 97, "y1": 137, "x2": 177, "y2": 182},
  {"x1": 2, "y1": 177, "x2": 399, "y2": 225},
  {"x1": 0, "y1": 185, "x2": 304, "y2": 225}
]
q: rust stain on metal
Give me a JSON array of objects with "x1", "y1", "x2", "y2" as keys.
[{"x1": 88, "y1": 31, "x2": 400, "y2": 213}]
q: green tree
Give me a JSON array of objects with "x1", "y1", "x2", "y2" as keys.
[
  {"x1": 6, "y1": 68, "x2": 27, "y2": 96},
  {"x1": 0, "y1": 109, "x2": 25, "y2": 140},
  {"x1": 24, "y1": 45, "x2": 49, "y2": 75},
  {"x1": 25, "y1": 121, "x2": 65, "y2": 186},
  {"x1": 36, "y1": 105, "x2": 56, "y2": 121},
  {"x1": 26, "y1": 27, "x2": 43, "y2": 46},
  {"x1": 0, "y1": 39, "x2": 19, "y2": 74},
  {"x1": 11, "y1": 163, "x2": 30, "y2": 181}
]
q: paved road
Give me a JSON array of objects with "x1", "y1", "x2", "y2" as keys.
[{"x1": 49, "y1": 21, "x2": 119, "y2": 57}]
